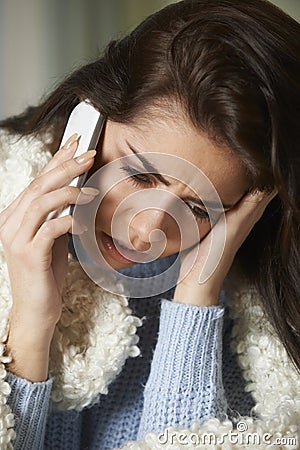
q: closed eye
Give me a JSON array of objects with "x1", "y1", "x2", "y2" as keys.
[
  {"x1": 120, "y1": 165, "x2": 212, "y2": 223},
  {"x1": 121, "y1": 166, "x2": 152, "y2": 187}
]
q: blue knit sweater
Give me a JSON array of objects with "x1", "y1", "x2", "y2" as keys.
[{"x1": 6, "y1": 252, "x2": 255, "y2": 450}]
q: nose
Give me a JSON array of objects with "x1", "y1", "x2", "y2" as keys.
[{"x1": 129, "y1": 209, "x2": 174, "y2": 252}]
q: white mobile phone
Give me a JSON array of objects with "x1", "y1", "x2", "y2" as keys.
[{"x1": 47, "y1": 100, "x2": 105, "y2": 220}]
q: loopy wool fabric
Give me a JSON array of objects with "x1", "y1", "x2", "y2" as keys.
[
  {"x1": 0, "y1": 130, "x2": 299, "y2": 449},
  {"x1": 50, "y1": 259, "x2": 142, "y2": 411}
]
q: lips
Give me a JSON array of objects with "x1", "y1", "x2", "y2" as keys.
[
  {"x1": 99, "y1": 231, "x2": 141, "y2": 264},
  {"x1": 114, "y1": 238, "x2": 135, "y2": 252}
]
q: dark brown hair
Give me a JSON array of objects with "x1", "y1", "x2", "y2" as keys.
[{"x1": 1, "y1": 0, "x2": 300, "y2": 372}]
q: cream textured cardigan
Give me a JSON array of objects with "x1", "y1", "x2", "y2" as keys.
[{"x1": 0, "y1": 129, "x2": 299, "y2": 449}]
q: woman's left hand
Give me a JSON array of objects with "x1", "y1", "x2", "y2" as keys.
[{"x1": 173, "y1": 188, "x2": 278, "y2": 306}]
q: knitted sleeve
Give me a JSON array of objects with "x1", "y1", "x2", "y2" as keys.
[
  {"x1": 137, "y1": 298, "x2": 227, "y2": 440},
  {"x1": 5, "y1": 372, "x2": 53, "y2": 450},
  {"x1": 5, "y1": 371, "x2": 86, "y2": 450}
]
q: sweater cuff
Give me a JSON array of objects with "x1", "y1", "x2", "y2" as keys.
[
  {"x1": 6, "y1": 372, "x2": 53, "y2": 449},
  {"x1": 146, "y1": 299, "x2": 224, "y2": 393},
  {"x1": 138, "y1": 299, "x2": 227, "y2": 437}
]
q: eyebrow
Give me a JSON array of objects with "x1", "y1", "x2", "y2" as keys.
[
  {"x1": 126, "y1": 141, "x2": 172, "y2": 187},
  {"x1": 125, "y1": 140, "x2": 234, "y2": 211}
]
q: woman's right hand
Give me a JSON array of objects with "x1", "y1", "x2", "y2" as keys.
[{"x1": 0, "y1": 134, "x2": 99, "y2": 381}]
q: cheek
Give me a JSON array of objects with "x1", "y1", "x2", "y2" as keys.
[
  {"x1": 95, "y1": 182, "x2": 131, "y2": 230},
  {"x1": 199, "y1": 222, "x2": 212, "y2": 239},
  {"x1": 180, "y1": 221, "x2": 212, "y2": 252}
]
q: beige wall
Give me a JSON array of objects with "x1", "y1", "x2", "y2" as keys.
[
  {"x1": 0, "y1": 0, "x2": 174, "y2": 119},
  {"x1": 0, "y1": 0, "x2": 299, "y2": 119},
  {"x1": 270, "y1": 0, "x2": 300, "y2": 19}
]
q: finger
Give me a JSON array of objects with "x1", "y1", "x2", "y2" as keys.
[
  {"x1": 243, "y1": 187, "x2": 278, "y2": 206},
  {"x1": 226, "y1": 188, "x2": 277, "y2": 223},
  {"x1": 0, "y1": 134, "x2": 81, "y2": 228},
  {"x1": 31, "y1": 149, "x2": 97, "y2": 195},
  {"x1": 216, "y1": 188, "x2": 277, "y2": 257},
  {"x1": 31, "y1": 215, "x2": 73, "y2": 259},
  {"x1": 32, "y1": 215, "x2": 87, "y2": 260},
  {"x1": 14, "y1": 186, "x2": 99, "y2": 244},
  {"x1": 0, "y1": 189, "x2": 29, "y2": 228},
  {"x1": 3, "y1": 150, "x2": 96, "y2": 237},
  {"x1": 39, "y1": 133, "x2": 80, "y2": 176},
  {"x1": 194, "y1": 188, "x2": 278, "y2": 283}
]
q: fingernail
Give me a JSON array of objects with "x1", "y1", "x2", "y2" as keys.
[
  {"x1": 249, "y1": 189, "x2": 265, "y2": 199},
  {"x1": 63, "y1": 134, "x2": 81, "y2": 153},
  {"x1": 72, "y1": 220, "x2": 88, "y2": 235},
  {"x1": 63, "y1": 133, "x2": 79, "y2": 150},
  {"x1": 81, "y1": 187, "x2": 100, "y2": 196},
  {"x1": 77, "y1": 187, "x2": 100, "y2": 204},
  {"x1": 76, "y1": 150, "x2": 96, "y2": 164}
]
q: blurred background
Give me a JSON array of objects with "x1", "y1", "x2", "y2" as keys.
[{"x1": 1, "y1": 0, "x2": 299, "y2": 120}]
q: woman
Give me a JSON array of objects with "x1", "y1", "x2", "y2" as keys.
[{"x1": 0, "y1": 0, "x2": 299, "y2": 448}]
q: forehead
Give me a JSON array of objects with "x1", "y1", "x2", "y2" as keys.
[{"x1": 108, "y1": 118, "x2": 251, "y2": 203}]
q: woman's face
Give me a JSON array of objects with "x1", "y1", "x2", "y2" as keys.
[{"x1": 84, "y1": 115, "x2": 251, "y2": 270}]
